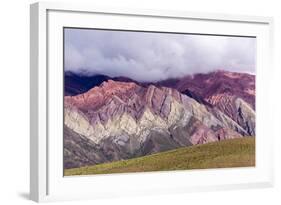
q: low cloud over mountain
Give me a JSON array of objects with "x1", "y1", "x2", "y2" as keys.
[{"x1": 64, "y1": 28, "x2": 256, "y2": 82}]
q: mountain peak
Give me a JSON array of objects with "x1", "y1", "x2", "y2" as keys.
[
  {"x1": 99, "y1": 79, "x2": 138, "y2": 94},
  {"x1": 214, "y1": 69, "x2": 253, "y2": 78},
  {"x1": 101, "y1": 79, "x2": 134, "y2": 87},
  {"x1": 64, "y1": 71, "x2": 256, "y2": 169}
]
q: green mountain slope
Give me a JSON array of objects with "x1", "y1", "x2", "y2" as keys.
[{"x1": 64, "y1": 137, "x2": 255, "y2": 176}]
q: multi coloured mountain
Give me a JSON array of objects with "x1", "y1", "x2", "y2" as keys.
[{"x1": 64, "y1": 70, "x2": 255, "y2": 169}]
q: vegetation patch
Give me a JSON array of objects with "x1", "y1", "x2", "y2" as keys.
[{"x1": 64, "y1": 137, "x2": 255, "y2": 176}]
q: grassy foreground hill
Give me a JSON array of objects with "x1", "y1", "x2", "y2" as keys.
[{"x1": 64, "y1": 137, "x2": 255, "y2": 176}]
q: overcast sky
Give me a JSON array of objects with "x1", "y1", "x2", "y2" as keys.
[{"x1": 64, "y1": 28, "x2": 256, "y2": 82}]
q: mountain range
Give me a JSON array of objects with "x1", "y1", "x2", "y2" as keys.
[{"x1": 64, "y1": 70, "x2": 255, "y2": 169}]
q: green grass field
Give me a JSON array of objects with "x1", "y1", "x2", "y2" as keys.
[{"x1": 64, "y1": 137, "x2": 255, "y2": 176}]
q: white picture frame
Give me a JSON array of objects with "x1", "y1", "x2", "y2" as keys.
[{"x1": 30, "y1": 2, "x2": 274, "y2": 202}]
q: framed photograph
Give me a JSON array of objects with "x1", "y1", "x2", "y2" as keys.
[{"x1": 30, "y1": 2, "x2": 274, "y2": 202}]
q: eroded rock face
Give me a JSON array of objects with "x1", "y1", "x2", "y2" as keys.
[
  {"x1": 206, "y1": 94, "x2": 255, "y2": 136},
  {"x1": 175, "y1": 70, "x2": 255, "y2": 110},
  {"x1": 64, "y1": 125, "x2": 107, "y2": 169},
  {"x1": 64, "y1": 77, "x2": 255, "y2": 168}
]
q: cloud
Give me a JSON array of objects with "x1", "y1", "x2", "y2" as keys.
[{"x1": 64, "y1": 28, "x2": 256, "y2": 82}]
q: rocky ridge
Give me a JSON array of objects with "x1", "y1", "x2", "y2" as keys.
[{"x1": 64, "y1": 72, "x2": 255, "y2": 168}]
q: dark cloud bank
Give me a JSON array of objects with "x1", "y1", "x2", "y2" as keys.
[{"x1": 64, "y1": 28, "x2": 256, "y2": 82}]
